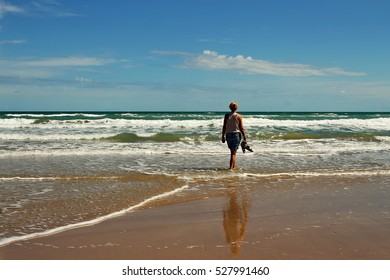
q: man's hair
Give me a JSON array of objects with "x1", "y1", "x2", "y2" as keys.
[{"x1": 229, "y1": 101, "x2": 238, "y2": 111}]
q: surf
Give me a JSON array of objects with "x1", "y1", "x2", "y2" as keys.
[{"x1": 0, "y1": 184, "x2": 189, "y2": 248}]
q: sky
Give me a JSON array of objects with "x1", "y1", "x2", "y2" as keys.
[{"x1": 0, "y1": 0, "x2": 390, "y2": 111}]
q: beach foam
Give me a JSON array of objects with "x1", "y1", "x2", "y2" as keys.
[{"x1": 0, "y1": 184, "x2": 189, "y2": 247}]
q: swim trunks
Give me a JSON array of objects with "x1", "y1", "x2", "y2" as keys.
[{"x1": 226, "y1": 132, "x2": 241, "y2": 150}]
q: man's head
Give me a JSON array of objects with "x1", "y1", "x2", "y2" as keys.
[{"x1": 229, "y1": 101, "x2": 238, "y2": 111}]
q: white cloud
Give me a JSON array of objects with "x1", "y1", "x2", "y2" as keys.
[
  {"x1": 0, "y1": 1, "x2": 79, "y2": 19},
  {"x1": 186, "y1": 50, "x2": 366, "y2": 77},
  {"x1": 16, "y1": 56, "x2": 115, "y2": 67},
  {"x1": 75, "y1": 77, "x2": 92, "y2": 83},
  {"x1": 30, "y1": 0, "x2": 79, "y2": 17},
  {"x1": 0, "y1": 39, "x2": 27, "y2": 45},
  {"x1": 0, "y1": 56, "x2": 115, "y2": 79},
  {"x1": 0, "y1": 1, "x2": 24, "y2": 18},
  {"x1": 151, "y1": 50, "x2": 193, "y2": 57}
]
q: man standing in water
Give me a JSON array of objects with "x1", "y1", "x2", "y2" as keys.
[{"x1": 222, "y1": 101, "x2": 247, "y2": 170}]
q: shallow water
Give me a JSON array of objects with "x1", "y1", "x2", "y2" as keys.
[{"x1": 1, "y1": 112, "x2": 390, "y2": 245}]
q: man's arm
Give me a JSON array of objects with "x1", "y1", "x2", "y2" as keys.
[{"x1": 222, "y1": 114, "x2": 228, "y2": 143}]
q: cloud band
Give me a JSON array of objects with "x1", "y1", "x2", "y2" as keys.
[{"x1": 185, "y1": 50, "x2": 365, "y2": 77}]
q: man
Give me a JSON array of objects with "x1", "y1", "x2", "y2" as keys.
[{"x1": 221, "y1": 101, "x2": 247, "y2": 170}]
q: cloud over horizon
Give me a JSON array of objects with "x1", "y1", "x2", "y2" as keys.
[
  {"x1": 0, "y1": 56, "x2": 115, "y2": 79},
  {"x1": 185, "y1": 50, "x2": 366, "y2": 77}
]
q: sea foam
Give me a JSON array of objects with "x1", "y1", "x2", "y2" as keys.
[{"x1": 0, "y1": 185, "x2": 189, "y2": 247}]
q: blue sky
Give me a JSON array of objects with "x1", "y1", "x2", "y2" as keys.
[{"x1": 1, "y1": 0, "x2": 389, "y2": 111}]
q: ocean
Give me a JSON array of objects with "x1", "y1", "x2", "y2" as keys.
[{"x1": 1, "y1": 111, "x2": 390, "y2": 246}]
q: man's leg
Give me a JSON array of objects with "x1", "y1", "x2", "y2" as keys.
[{"x1": 230, "y1": 149, "x2": 237, "y2": 170}]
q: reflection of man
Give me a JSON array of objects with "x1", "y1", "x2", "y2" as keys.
[{"x1": 223, "y1": 187, "x2": 249, "y2": 256}]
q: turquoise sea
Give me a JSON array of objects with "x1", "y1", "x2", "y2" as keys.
[{"x1": 1, "y1": 111, "x2": 390, "y2": 246}]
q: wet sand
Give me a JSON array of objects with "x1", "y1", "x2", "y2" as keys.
[{"x1": 0, "y1": 175, "x2": 389, "y2": 260}]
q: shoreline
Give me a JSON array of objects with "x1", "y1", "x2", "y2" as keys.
[
  {"x1": 0, "y1": 184, "x2": 189, "y2": 249},
  {"x1": 1, "y1": 175, "x2": 389, "y2": 260}
]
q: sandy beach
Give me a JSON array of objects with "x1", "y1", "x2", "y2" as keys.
[{"x1": 1, "y1": 175, "x2": 389, "y2": 260}]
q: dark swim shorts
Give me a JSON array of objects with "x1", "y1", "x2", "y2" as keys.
[{"x1": 226, "y1": 132, "x2": 242, "y2": 150}]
